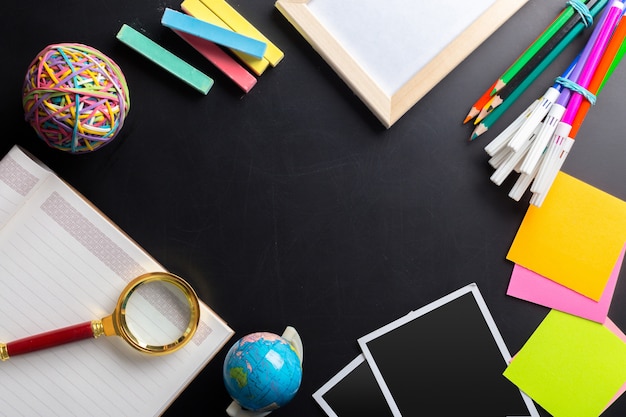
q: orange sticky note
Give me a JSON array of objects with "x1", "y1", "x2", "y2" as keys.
[{"x1": 507, "y1": 171, "x2": 626, "y2": 301}]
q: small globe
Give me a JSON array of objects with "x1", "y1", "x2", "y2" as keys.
[{"x1": 223, "y1": 331, "x2": 302, "y2": 412}]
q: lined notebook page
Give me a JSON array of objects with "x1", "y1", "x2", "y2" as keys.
[{"x1": 0, "y1": 146, "x2": 233, "y2": 417}]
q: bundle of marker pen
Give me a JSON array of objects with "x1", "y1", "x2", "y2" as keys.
[{"x1": 465, "y1": 0, "x2": 626, "y2": 206}]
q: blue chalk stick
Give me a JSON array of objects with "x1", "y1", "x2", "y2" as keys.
[{"x1": 161, "y1": 8, "x2": 267, "y2": 59}]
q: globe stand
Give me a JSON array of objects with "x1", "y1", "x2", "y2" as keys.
[
  {"x1": 226, "y1": 402, "x2": 271, "y2": 417},
  {"x1": 225, "y1": 326, "x2": 303, "y2": 417},
  {"x1": 280, "y1": 326, "x2": 303, "y2": 364}
]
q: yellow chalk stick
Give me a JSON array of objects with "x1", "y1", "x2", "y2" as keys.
[{"x1": 181, "y1": 0, "x2": 270, "y2": 75}]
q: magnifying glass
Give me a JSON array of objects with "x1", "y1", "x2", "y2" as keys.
[{"x1": 0, "y1": 272, "x2": 200, "y2": 361}]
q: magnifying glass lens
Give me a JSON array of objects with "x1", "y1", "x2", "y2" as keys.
[
  {"x1": 0, "y1": 272, "x2": 199, "y2": 361},
  {"x1": 122, "y1": 279, "x2": 197, "y2": 350}
]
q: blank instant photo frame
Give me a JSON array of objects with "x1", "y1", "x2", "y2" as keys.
[
  {"x1": 313, "y1": 354, "x2": 394, "y2": 417},
  {"x1": 357, "y1": 283, "x2": 540, "y2": 416},
  {"x1": 275, "y1": 0, "x2": 529, "y2": 128}
]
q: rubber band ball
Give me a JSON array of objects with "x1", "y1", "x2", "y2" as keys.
[{"x1": 22, "y1": 43, "x2": 130, "y2": 154}]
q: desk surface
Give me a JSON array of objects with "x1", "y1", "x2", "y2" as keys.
[{"x1": 3, "y1": 1, "x2": 626, "y2": 416}]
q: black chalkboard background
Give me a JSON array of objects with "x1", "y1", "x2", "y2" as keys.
[{"x1": 2, "y1": 1, "x2": 625, "y2": 416}]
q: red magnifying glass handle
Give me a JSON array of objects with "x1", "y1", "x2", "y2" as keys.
[{"x1": 0, "y1": 321, "x2": 102, "y2": 361}]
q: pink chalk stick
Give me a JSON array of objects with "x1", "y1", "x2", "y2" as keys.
[{"x1": 174, "y1": 29, "x2": 256, "y2": 92}]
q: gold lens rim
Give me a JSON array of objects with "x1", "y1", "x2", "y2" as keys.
[{"x1": 113, "y1": 272, "x2": 200, "y2": 355}]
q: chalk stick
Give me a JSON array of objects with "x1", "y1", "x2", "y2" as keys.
[
  {"x1": 116, "y1": 24, "x2": 213, "y2": 94},
  {"x1": 199, "y1": 0, "x2": 284, "y2": 66},
  {"x1": 161, "y1": 8, "x2": 266, "y2": 59},
  {"x1": 173, "y1": 29, "x2": 256, "y2": 92},
  {"x1": 181, "y1": 0, "x2": 269, "y2": 76}
]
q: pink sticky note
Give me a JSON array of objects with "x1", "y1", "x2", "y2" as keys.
[
  {"x1": 507, "y1": 243, "x2": 625, "y2": 323},
  {"x1": 604, "y1": 318, "x2": 626, "y2": 412}
]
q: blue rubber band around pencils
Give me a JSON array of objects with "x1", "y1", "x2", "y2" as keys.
[
  {"x1": 555, "y1": 76, "x2": 597, "y2": 104},
  {"x1": 568, "y1": 0, "x2": 593, "y2": 27}
]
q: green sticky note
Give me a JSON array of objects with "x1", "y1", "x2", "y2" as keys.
[
  {"x1": 116, "y1": 24, "x2": 213, "y2": 94},
  {"x1": 504, "y1": 310, "x2": 626, "y2": 417}
]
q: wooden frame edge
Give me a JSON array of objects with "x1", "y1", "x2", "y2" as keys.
[{"x1": 276, "y1": 0, "x2": 530, "y2": 128}]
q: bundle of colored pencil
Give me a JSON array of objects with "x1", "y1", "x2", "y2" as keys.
[
  {"x1": 466, "y1": 0, "x2": 626, "y2": 206},
  {"x1": 465, "y1": 0, "x2": 602, "y2": 131}
]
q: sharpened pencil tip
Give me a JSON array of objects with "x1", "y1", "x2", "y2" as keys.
[
  {"x1": 470, "y1": 123, "x2": 487, "y2": 140},
  {"x1": 463, "y1": 108, "x2": 479, "y2": 124},
  {"x1": 492, "y1": 79, "x2": 505, "y2": 94},
  {"x1": 474, "y1": 107, "x2": 492, "y2": 125}
]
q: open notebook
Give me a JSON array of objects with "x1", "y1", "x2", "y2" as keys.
[{"x1": 0, "y1": 145, "x2": 233, "y2": 416}]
